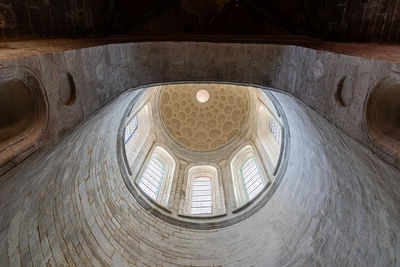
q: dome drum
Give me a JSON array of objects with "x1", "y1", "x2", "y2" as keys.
[{"x1": 117, "y1": 83, "x2": 290, "y2": 229}]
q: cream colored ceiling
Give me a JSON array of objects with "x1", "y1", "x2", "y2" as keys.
[{"x1": 160, "y1": 84, "x2": 249, "y2": 151}]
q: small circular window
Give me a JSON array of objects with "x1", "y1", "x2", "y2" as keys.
[{"x1": 196, "y1": 89, "x2": 209, "y2": 103}]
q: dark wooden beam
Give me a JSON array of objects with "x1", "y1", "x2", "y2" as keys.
[
  {"x1": 129, "y1": 0, "x2": 180, "y2": 29},
  {"x1": 240, "y1": 0, "x2": 308, "y2": 34}
]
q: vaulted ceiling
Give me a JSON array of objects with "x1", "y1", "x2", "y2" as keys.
[
  {"x1": 160, "y1": 84, "x2": 249, "y2": 151},
  {"x1": 1, "y1": 0, "x2": 399, "y2": 42}
]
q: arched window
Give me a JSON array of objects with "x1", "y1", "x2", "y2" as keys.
[
  {"x1": 269, "y1": 117, "x2": 281, "y2": 144},
  {"x1": 136, "y1": 146, "x2": 176, "y2": 208},
  {"x1": 191, "y1": 177, "x2": 212, "y2": 215},
  {"x1": 179, "y1": 165, "x2": 226, "y2": 216},
  {"x1": 254, "y1": 102, "x2": 283, "y2": 179},
  {"x1": 124, "y1": 104, "x2": 153, "y2": 172},
  {"x1": 125, "y1": 116, "x2": 138, "y2": 144},
  {"x1": 241, "y1": 157, "x2": 264, "y2": 200},
  {"x1": 230, "y1": 145, "x2": 269, "y2": 208},
  {"x1": 138, "y1": 156, "x2": 165, "y2": 200}
]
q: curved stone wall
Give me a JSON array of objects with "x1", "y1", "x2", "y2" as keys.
[
  {"x1": 0, "y1": 89, "x2": 398, "y2": 266},
  {"x1": 0, "y1": 42, "x2": 398, "y2": 171},
  {"x1": 120, "y1": 85, "x2": 288, "y2": 228}
]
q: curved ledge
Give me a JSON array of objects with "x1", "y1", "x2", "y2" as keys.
[
  {"x1": 148, "y1": 198, "x2": 173, "y2": 214},
  {"x1": 117, "y1": 82, "x2": 291, "y2": 230},
  {"x1": 265, "y1": 91, "x2": 286, "y2": 176},
  {"x1": 178, "y1": 213, "x2": 227, "y2": 219},
  {"x1": 232, "y1": 183, "x2": 271, "y2": 214},
  {"x1": 133, "y1": 180, "x2": 173, "y2": 214}
]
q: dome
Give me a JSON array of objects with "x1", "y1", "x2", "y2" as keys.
[
  {"x1": 159, "y1": 84, "x2": 249, "y2": 151},
  {"x1": 120, "y1": 82, "x2": 288, "y2": 228}
]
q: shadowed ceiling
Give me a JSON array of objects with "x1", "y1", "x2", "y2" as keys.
[{"x1": 1, "y1": 0, "x2": 399, "y2": 42}]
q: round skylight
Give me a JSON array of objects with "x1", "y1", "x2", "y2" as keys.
[{"x1": 196, "y1": 89, "x2": 210, "y2": 103}]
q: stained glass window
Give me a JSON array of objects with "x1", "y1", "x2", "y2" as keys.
[
  {"x1": 138, "y1": 156, "x2": 165, "y2": 200},
  {"x1": 241, "y1": 157, "x2": 264, "y2": 200},
  {"x1": 269, "y1": 118, "x2": 281, "y2": 144},
  {"x1": 191, "y1": 177, "x2": 212, "y2": 215},
  {"x1": 125, "y1": 116, "x2": 138, "y2": 144}
]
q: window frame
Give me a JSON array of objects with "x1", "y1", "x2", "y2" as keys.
[
  {"x1": 240, "y1": 156, "x2": 265, "y2": 201},
  {"x1": 136, "y1": 145, "x2": 177, "y2": 209},
  {"x1": 138, "y1": 156, "x2": 165, "y2": 200},
  {"x1": 179, "y1": 165, "x2": 226, "y2": 217},
  {"x1": 254, "y1": 101, "x2": 283, "y2": 178},
  {"x1": 269, "y1": 117, "x2": 282, "y2": 145},
  {"x1": 124, "y1": 103, "x2": 154, "y2": 174},
  {"x1": 230, "y1": 144, "x2": 270, "y2": 209},
  {"x1": 190, "y1": 177, "x2": 213, "y2": 215},
  {"x1": 124, "y1": 115, "x2": 138, "y2": 144}
]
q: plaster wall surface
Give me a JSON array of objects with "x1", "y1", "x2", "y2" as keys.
[
  {"x1": 0, "y1": 89, "x2": 398, "y2": 266},
  {"x1": 0, "y1": 42, "x2": 399, "y2": 174}
]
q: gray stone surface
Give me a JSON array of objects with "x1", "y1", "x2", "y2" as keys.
[
  {"x1": 0, "y1": 42, "x2": 398, "y2": 175},
  {"x1": 0, "y1": 89, "x2": 399, "y2": 266}
]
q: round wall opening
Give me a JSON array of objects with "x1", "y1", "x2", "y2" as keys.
[
  {"x1": 366, "y1": 72, "x2": 400, "y2": 156},
  {"x1": 335, "y1": 76, "x2": 353, "y2": 107},
  {"x1": 59, "y1": 72, "x2": 76, "y2": 106},
  {"x1": 0, "y1": 70, "x2": 47, "y2": 169},
  {"x1": 0, "y1": 79, "x2": 37, "y2": 144},
  {"x1": 196, "y1": 89, "x2": 209, "y2": 103}
]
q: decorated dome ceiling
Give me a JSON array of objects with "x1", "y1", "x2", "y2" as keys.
[{"x1": 159, "y1": 84, "x2": 249, "y2": 151}]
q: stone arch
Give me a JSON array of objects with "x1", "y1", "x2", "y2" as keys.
[
  {"x1": 229, "y1": 144, "x2": 270, "y2": 208},
  {"x1": 179, "y1": 164, "x2": 226, "y2": 217},
  {"x1": 136, "y1": 145, "x2": 177, "y2": 208},
  {"x1": 125, "y1": 102, "x2": 153, "y2": 172},
  {"x1": 0, "y1": 68, "x2": 48, "y2": 173},
  {"x1": 255, "y1": 97, "x2": 283, "y2": 177},
  {"x1": 366, "y1": 72, "x2": 400, "y2": 157}
]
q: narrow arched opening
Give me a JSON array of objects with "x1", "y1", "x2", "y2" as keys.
[
  {"x1": 366, "y1": 73, "x2": 400, "y2": 156},
  {"x1": 0, "y1": 71, "x2": 47, "y2": 172}
]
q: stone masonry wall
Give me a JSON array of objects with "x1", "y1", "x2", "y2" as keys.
[
  {"x1": 0, "y1": 42, "x2": 399, "y2": 175},
  {"x1": 0, "y1": 89, "x2": 398, "y2": 266}
]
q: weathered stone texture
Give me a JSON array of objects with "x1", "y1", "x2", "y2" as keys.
[
  {"x1": 0, "y1": 89, "x2": 399, "y2": 266},
  {"x1": 1, "y1": 42, "x2": 399, "y2": 174}
]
